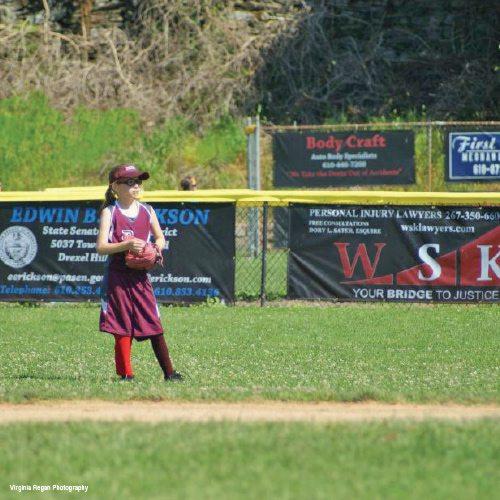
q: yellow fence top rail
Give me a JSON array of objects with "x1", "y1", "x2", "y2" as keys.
[{"x1": 0, "y1": 189, "x2": 498, "y2": 206}]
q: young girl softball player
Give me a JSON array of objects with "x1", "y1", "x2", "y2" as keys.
[{"x1": 96, "y1": 164, "x2": 182, "y2": 381}]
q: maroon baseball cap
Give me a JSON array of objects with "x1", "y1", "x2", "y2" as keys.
[{"x1": 108, "y1": 164, "x2": 150, "y2": 183}]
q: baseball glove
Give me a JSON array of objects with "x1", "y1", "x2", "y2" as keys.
[{"x1": 125, "y1": 242, "x2": 163, "y2": 271}]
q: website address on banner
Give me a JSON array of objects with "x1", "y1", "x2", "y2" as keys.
[
  {"x1": 5, "y1": 272, "x2": 212, "y2": 286},
  {"x1": 399, "y1": 223, "x2": 475, "y2": 235},
  {"x1": 6, "y1": 272, "x2": 102, "y2": 285},
  {"x1": 150, "y1": 274, "x2": 212, "y2": 284}
]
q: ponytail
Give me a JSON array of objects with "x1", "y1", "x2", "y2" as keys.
[{"x1": 100, "y1": 186, "x2": 115, "y2": 213}]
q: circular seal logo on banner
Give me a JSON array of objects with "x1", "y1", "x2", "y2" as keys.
[{"x1": 0, "y1": 226, "x2": 38, "y2": 269}]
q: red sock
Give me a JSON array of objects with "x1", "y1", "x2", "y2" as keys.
[{"x1": 114, "y1": 334, "x2": 133, "y2": 377}]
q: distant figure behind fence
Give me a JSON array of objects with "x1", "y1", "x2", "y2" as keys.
[{"x1": 180, "y1": 176, "x2": 197, "y2": 191}]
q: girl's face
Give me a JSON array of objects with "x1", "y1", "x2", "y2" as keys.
[{"x1": 112, "y1": 178, "x2": 143, "y2": 201}]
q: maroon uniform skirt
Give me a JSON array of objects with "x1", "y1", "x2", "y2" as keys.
[{"x1": 99, "y1": 267, "x2": 163, "y2": 340}]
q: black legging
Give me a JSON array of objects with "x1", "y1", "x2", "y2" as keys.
[{"x1": 150, "y1": 334, "x2": 174, "y2": 378}]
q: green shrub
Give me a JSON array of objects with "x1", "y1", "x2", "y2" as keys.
[
  {"x1": 0, "y1": 94, "x2": 497, "y2": 192},
  {"x1": 0, "y1": 94, "x2": 246, "y2": 191},
  {"x1": 0, "y1": 93, "x2": 141, "y2": 190}
]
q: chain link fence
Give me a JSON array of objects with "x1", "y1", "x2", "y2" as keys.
[
  {"x1": 236, "y1": 120, "x2": 499, "y2": 303},
  {"x1": 258, "y1": 121, "x2": 500, "y2": 193},
  {"x1": 235, "y1": 205, "x2": 288, "y2": 302}
]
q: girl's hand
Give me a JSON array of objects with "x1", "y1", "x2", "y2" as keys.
[{"x1": 127, "y1": 238, "x2": 146, "y2": 254}]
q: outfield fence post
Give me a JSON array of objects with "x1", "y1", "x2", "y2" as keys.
[
  {"x1": 246, "y1": 116, "x2": 260, "y2": 257},
  {"x1": 427, "y1": 121, "x2": 433, "y2": 191},
  {"x1": 260, "y1": 202, "x2": 269, "y2": 307}
]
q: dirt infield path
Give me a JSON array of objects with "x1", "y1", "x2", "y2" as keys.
[{"x1": 1, "y1": 401, "x2": 499, "y2": 424}]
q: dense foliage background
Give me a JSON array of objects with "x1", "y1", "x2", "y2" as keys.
[
  {"x1": 0, "y1": 1, "x2": 497, "y2": 190},
  {"x1": 2, "y1": 0, "x2": 497, "y2": 123}
]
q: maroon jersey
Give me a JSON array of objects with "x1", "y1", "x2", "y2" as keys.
[
  {"x1": 108, "y1": 202, "x2": 153, "y2": 271},
  {"x1": 99, "y1": 201, "x2": 164, "y2": 339}
]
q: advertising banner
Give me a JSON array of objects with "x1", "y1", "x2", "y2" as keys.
[
  {"x1": 446, "y1": 131, "x2": 500, "y2": 182},
  {"x1": 273, "y1": 130, "x2": 415, "y2": 187},
  {"x1": 0, "y1": 201, "x2": 235, "y2": 303},
  {"x1": 288, "y1": 204, "x2": 500, "y2": 302}
]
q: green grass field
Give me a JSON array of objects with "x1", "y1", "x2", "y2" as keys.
[
  {"x1": 1, "y1": 421, "x2": 498, "y2": 499},
  {"x1": 1, "y1": 303, "x2": 499, "y2": 500},
  {"x1": 0, "y1": 303, "x2": 498, "y2": 403}
]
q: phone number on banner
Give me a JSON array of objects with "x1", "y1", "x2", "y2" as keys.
[
  {"x1": 154, "y1": 287, "x2": 220, "y2": 298},
  {"x1": 441, "y1": 209, "x2": 500, "y2": 221}
]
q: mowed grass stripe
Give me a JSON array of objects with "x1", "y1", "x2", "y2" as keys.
[
  {"x1": 0, "y1": 304, "x2": 498, "y2": 403},
  {"x1": 1, "y1": 421, "x2": 499, "y2": 500}
]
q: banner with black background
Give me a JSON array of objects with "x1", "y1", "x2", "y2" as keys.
[
  {"x1": 0, "y1": 201, "x2": 235, "y2": 303},
  {"x1": 288, "y1": 203, "x2": 499, "y2": 302},
  {"x1": 273, "y1": 130, "x2": 415, "y2": 187}
]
